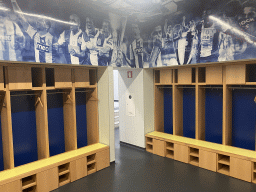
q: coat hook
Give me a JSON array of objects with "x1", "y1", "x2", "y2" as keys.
[
  {"x1": 35, "y1": 96, "x2": 43, "y2": 107},
  {"x1": 254, "y1": 96, "x2": 256, "y2": 103},
  {"x1": 67, "y1": 95, "x2": 73, "y2": 103}
]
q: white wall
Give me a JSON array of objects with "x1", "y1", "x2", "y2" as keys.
[
  {"x1": 113, "y1": 70, "x2": 119, "y2": 101},
  {"x1": 98, "y1": 67, "x2": 115, "y2": 162},
  {"x1": 118, "y1": 69, "x2": 145, "y2": 148}
]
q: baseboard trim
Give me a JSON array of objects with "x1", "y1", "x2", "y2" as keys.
[{"x1": 120, "y1": 141, "x2": 146, "y2": 150}]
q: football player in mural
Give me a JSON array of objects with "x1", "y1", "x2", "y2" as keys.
[
  {"x1": 97, "y1": 20, "x2": 113, "y2": 66},
  {"x1": 0, "y1": 1, "x2": 25, "y2": 62},
  {"x1": 149, "y1": 25, "x2": 163, "y2": 67},
  {"x1": 83, "y1": 17, "x2": 100, "y2": 66},
  {"x1": 235, "y1": 1, "x2": 256, "y2": 60},
  {"x1": 11, "y1": 0, "x2": 58, "y2": 64},
  {"x1": 129, "y1": 23, "x2": 144, "y2": 68},
  {"x1": 162, "y1": 19, "x2": 178, "y2": 66},
  {"x1": 198, "y1": 9, "x2": 220, "y2": 63},
  {"x1": 56, "y1": 14, "x2": 86, "y2": 64}
]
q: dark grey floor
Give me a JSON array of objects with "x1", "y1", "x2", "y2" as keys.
[{"x1": 53, "y1": 128, "x2": 256, "y2": 192}]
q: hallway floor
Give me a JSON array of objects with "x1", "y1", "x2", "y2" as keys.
[{"x1": 53, "y1": 128, "x2": 256, "y2": 192}]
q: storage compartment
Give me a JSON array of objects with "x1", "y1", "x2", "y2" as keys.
[
  {"x1": 146, "y1": 137, "x2": 153, "y2": 144},
  {"x1": 89, "y1": 69, "x2": 97, "y2": 85},
  {"x1": 199, "y1": 150, "x2": 216, "y2": 172},
  {"x1": 178, "y1": 68, "x2": 192, "y2": 84},
  {"x1": 22, "y1": 185, "x2": 36, "y2": 192},
  {"x1": 31, "y1": 67, "x2": 43, "y2": 87},
  {"x1": 22, "y1": 175, "x2": 36, "y2": 189},
  {"x1": 174, "y1": 69, "x2": 178, "y2": 83},
  {"x1": 230, "y1": 157, "x2": 251, "y2": 182},
  {"x1": 183, "y1": 87, "x2": 195, "y2": 139},
  {"x1": 160, "y1": 69, "x2": 172, "y2": 84},
  {"x1": 11, "y1": 91, "x2": 38, "y2": 167},
  {"x1": 45, "y1": 68, "x2": 55, "y2": 87},
  {"x1": 153, "y1": 138, "x2": 165, "y2": 157},
  {"x1": 205, "y1": 86, "x2": 223, "y2": 144},
  {"x1": 96, "y1": 148, "x2": 110, "y2": 171},
  {"x1": 0, "y1": 66, "x2": 5, "y2": 90},
  {"x1": 189, "y1": 147, "x2": 199, "y2": 157},
  {"x1": 87, "y1": 162, "x2": 96, "y2": 175},
  {"x1": 218, "y1": 154, "x2": 230, "y2": 165},
  {"x1": 192, "y1": 68, "x2": 196, "y2": 83},
  {"x1": 206, "y1": 66, "x2": 223, "y2": 84},
  {"x1": 146, "y1": 143, "x2": 153, "y2": 153},
  {"x1": 74, "y1": 68, "x2": 90, "y2": 87},
  {"x1": 198, "y1": 67, "x2": 206, "y2": 83},
  {"x1": 0, "y1": 106, "x2": 3, "y2": 171},
  {"x1": 154, "y1": 70, "x2": 160, "y2": 84},
  {"x1": 165, "y1": 141, "x2": 174, "y2": 159},
  {"x1": 246, "y1": 64, "x2": 256, "y2": 83},
  {"x1": 226, "y1": 64, "x2": 246, "y2": 84},
  {"x1": 253, "y1": 172, "x2": 256, "y2": 184},
  {"x1": 55, "y1": 67, "x2": 72, "y2": 88},
  {"x1": 87, "y1": 154, "x2": 96, "y2": 164},
  {"x1": 76, "y1": 89, "x2": 88, "y2": 149},
  {"x1": 232, "y1": 86, "x2": 256, "y2": 150},
  {"x1": 217, "y1": 163, "x2": 230, "y2": 175},
  {"x1": 58, "y1": 163, "x2": 70, "y2": 175},
  {"x1": 174, "y1": 143, "x2": 188, "y2": 163},
  {"x1": 59, "y1": 172, "x2": 70, "y2": 186},
  {"x1": 189, "y1": 156, "x2": 199, "y2": 166}
]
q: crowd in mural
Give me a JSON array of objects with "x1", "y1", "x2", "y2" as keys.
[{"x1": 0, "y1": 0, "x2": 256, "y2": 68}]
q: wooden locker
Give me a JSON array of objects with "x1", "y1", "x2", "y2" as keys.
[
  {"x1": 174, "y1": 143, "x2": 189, "y2": 163},
  {"x1": 37, "y1": 167, "x2": 58, "y2": 192},
  {"x1": 199, "y1": 149, "x2": 217, "y2": 172},
  {"x1": 160, "y1": 69, "x2": 172, "y2": 84},
  {"x1": 153, "y1": 139, "x2": 165, "y2": 157},
  {"x1": 178, "y1": 68, "x2": 192, "y2": 84}
]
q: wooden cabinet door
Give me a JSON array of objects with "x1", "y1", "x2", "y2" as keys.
[
  {"x1": 174, "y1": 143, "x2": 188, "y2": 163},
  {"x1": 226, "y1": 65, "x2": 246, "y2": 84},
  {"x1": 199, "y1": 150, "x2": 217, "y2": 172},
  {"x1": 55, "y1": 67, "x2": 72, "y2": 88},
  {"x1": 74, "y1": 68, "x2": 89, "y2": 87},
  {"x1": 178, "y1": 68, "x2": 192, "y2": 84},
  {"x1": 160, "y1": 69, "x2": 172, "y2": 84},
  {"x1": 206, "y1": 66, "x2": 223, "y2": 84},
  {"x1": 8, "y1": 66, "x2": 32, "y2": 90},
  {"x1": 230, "y1": 157, "x2": 251, "y2": 182},
  {"x1": 97, "y1": 148, "x2": 110, "y2": 171},
  {"x1": 70, "y1": 157, "x2": 87, "y2": 182},
  {"x1": 153, "y1": 139, "x2": 165, "y2": 157},
  {"x1": 0, "y1": 180, "x2": 21, "y2": 192},
  {"x1": 37, "y1": 167, "x2": 58, "y2": 192}
]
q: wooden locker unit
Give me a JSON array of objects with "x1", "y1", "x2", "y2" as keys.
[
  {"x1": 153, "y1": 138, "x2": 165, "y2": 157},
  {"x1": 0, "y1": 62, "x2": 110, "y2": 192},
  {"x1": 147, "y1": 62, "x2": 256, "y2": 184},
  {"x1": 174, "y1": 143, "x2": 188, "y2": 163}
]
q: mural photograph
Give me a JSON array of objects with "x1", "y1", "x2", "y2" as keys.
[{"x1": 0, "y1": 0, "x2": 256, "y2": 68}]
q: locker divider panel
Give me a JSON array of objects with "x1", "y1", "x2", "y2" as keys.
[
  {"x1": 76, "y1": 91, "x2": 88, "y2": 148},
  {"x1": 0, "y1": 115, "x2": 3, "y2": 171},
  {"x1": 183, "y1": 88, "x2": 195, "y2": 139},
  {"x1": 11, "y1": 92, "x2": 38, "y2": 167},
  {"x1": 205, "y1": 89, "x2": 223, "y2": 144},
  {"x1": 232, "y1": 89, "x2": 256, "y2": 150},
  {"x1": 47, "y1": 91, "x2": 65, "y2": 156},
  {"x1": 164, "y1": 88, "x2": 173, "y2": 134}
]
